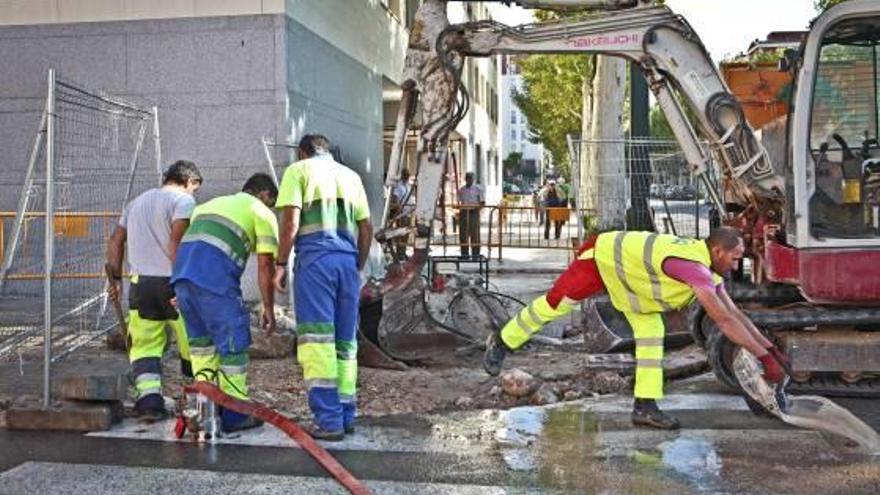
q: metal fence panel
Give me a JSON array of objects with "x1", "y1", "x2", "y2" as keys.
[
  {"x1": 570, "y1": 138, "x2": 716, "y2": 238},
  {"x1": 0, "y1": 70, "x2": 159, "y2": 404}
]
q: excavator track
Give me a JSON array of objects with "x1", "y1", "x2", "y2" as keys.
[
  {"x1": 706, "y1": 302, "x2": 880, "y2": 398},
  {"x1": 788, "y1": 374, "x2": 880, "y2": 398}
]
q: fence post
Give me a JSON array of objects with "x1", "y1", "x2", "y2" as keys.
[
  {"x1": 152, "y1": 106, "x2": 162, "y2": 186},
  {"x1": 43, "y1": 68, "x2": 56, "y2": 410},
  {"x1": 497, "y1": 206, "x2": 503, "y2": 262}
]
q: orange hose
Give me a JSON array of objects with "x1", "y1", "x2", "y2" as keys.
[{"x1": 183, "y1": 381, "x2": 372, "y2": 495}]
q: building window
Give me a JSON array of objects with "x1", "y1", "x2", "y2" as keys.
[
  {"x1": 510, "y1": 112, "x2": 516, "y2": 124},
  {"x1": 510, "y1": 129, "x2": 517, "y2": 142},
  {"x1": 521, "y1": 129, "x2": 527, "y2": 140},
  {"x1": 405, "y1": 0, "x2": 420, "y2": 29}
]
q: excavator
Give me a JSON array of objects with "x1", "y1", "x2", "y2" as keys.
[{"x1": 363, "y1": 0, "x2": 880, "y2": 402}]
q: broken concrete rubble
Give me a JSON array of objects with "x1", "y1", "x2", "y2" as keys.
[{"x1": 501, "y1": 368, "x2": 539, "y2": 398}]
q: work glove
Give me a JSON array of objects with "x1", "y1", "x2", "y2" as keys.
[
  {"x1": 766, "y1": 344, "x2": 793, "y2": 376},
  {"x1": 758, "y1": 352, "x2": 785, "y2": 385}
]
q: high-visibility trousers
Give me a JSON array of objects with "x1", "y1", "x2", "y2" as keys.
[
  {"x1": 295, "y1": 252, "x2": 360, "y2": 433},
  {"x1": 624, "y1": 312, "x2": 665, "y2": 399},
  {"x1": 128, "y1": 275, "x2": 191, "y2": 409},
  {"x1": 500, "y1": 237, "x2": 605, "y2": 349},
  {"x1": 173, "y1": 279, "x2": 251, "y2": 429}
]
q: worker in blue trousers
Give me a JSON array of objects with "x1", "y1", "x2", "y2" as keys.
[
  {"x1": 171, "y1": 173, "x2": 279, "y2": 433},
  {"x1": 274, "y1": 134, "x2": 373, "y2": 441}
]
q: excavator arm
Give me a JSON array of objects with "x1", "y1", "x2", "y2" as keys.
[
  {"x1": 378, "y1": 0, "x2": 784, "y2": 290},
  {"x1": 366, "y1": 0, "x2": 786, "y2": 365}
]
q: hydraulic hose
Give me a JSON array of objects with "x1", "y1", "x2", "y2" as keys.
[{"x1": 182, "y1": 381, "x2": 372, "y2": 495}]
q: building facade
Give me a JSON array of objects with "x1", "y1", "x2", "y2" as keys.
[
  {"x1": 500, "y1": 55, "x2": 545, "y2": 193},
  {"x1": 0, "y1": 0, "x2": 425, "y2": 220}
]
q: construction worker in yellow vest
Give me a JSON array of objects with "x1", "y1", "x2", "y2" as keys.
[
  {"x1": 172, "y1": 173, "x2": 279, "y2": 433},
  {"x1": 483, "y1": 227, "x2": 791, "y2": 429}
]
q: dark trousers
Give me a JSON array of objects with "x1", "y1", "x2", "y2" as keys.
[
  {"x1": 544, "y1": 218, "x2": 563, "y2": 240},
  {"x1": 459, "y1": 209, "x2": 481, "y2": 257}
]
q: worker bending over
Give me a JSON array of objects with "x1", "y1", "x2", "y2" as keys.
[
  {"x1": 171, "y1": 173, "x2": 279, "y2": 433},
  {"x1": 106, "y1": 160, "x2": 202, "y2": 420},
  {"x1": 275, "y1": 134, "x2": 373, "y2": 441},
  {"x1": 484, "y1": 227, "x2": 790, "y2": 429}
]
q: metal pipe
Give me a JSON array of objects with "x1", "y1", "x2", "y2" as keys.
[
  {"x1": 261, "y1": 138, "x2": 279, "y2": 186},
  {"x1": 43, "y1": 68, "x2": 56, "y2": 410},
  {"x1": 121, "y1": 119, "x2": 148, "y2": 211}
]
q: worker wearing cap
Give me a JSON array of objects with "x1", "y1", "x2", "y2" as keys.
[
  {"x1": 274, "y1": 134, "x2": 373, "y2": 441},
  {"x1": 483, "y1": 227, "x2": 791, "y2": 429},
  {"x1": 171, "y1": 173, "x2": 279, "y2": 433},
  {"x1": 106, "y1": 160, "x2": 202, "y2": 421}
]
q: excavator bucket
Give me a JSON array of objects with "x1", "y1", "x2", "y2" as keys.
[{"x1": 581, "y1": 296, "x2": 694, "y2": 353}]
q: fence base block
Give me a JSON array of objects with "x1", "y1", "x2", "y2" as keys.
[
  {"x1": 5, "y1": 400, "x2": 120, "y2": 432},
  {"x1": 58, "y1": 374, "x2": 129, "y2": 402}
]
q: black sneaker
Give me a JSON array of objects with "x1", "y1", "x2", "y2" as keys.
[
  {"x1": 483, "y1": 332, "x2": 509, "y2": 377},
  {"x1": 344, "y1": 424, "x2": 355, "y2": 435},
  {"x1": 308, "y1": 425, "x2": 345, "y2": 442},
  {"x1": 631, "y1": 399, "x2": 680, "y2": 430},
  {"x1": 222, "y1": 415, "x2": 264, "y2": 433}
]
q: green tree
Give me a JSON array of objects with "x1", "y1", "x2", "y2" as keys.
[
  {"x1": 815, "y1": 0, "x2": 849, "y2": 10},
  {"x1": 512, "y1": 54, "x2": 592, "y2": 179},
  {"x1": 511, "y1": 9, "x2": 595, "y2": 179},
  {"x1": 503, "y1": 151, "x2": 524, "y2": 178},
  {"x1": 649, "y1": 104, "x2": 674, "y2": 139}
]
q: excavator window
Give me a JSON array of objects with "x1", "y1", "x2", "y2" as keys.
[{"x1": 808, "y1": 17, "x2": 880, "y2": 238}]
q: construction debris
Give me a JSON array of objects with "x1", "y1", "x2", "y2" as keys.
[{"x1": 501, "y1": 368, "x2": 539, "y2": 398}]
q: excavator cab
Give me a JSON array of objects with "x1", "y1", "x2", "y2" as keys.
[
  {"x1": 766, "y1": 0, "x2": 880, "y2": 304},
  {"x1": 803, "y1": 11, "x2": 880, "y2": 240}
]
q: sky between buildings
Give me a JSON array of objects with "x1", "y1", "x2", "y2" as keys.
[{"x1": 487, "y1": 0, "x2": 818, "y2": 62}]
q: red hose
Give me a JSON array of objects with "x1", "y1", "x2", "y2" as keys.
[{"x1": 183, "y1": 381, "x2": 372, "y2": 495}]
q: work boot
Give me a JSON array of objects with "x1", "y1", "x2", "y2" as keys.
[
  {"x1": 222, "y1": 415, "x2": 264, "y2": 433},
  {"x1": 483, "y1": 332, "x2": 510, "y2": 377},
  {"x1": 135, "y1": 394, "x2": 168, "y2": 423},
  {"x1": 308, "y1": 424, "x2": 345, "y2": 442},
  {"x1": 631, "y1": 399, "x2": 680, "y2": 430}
]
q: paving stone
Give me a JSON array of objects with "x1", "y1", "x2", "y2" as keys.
[
  {"x1": 58, "y1": 374, "x2": 129, "y2": 402},
  {"x1": 5, "y1": 402, "x2": 116, "y2": 432}
]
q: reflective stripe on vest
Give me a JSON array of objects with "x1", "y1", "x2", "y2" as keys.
[{"x1": 594, "y1": 231, "x2": 722, "y2": 313}]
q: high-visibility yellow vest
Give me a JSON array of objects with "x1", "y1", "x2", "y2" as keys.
[{"x1": 594, "y1": 231, "x2": 723, "y2": 314}]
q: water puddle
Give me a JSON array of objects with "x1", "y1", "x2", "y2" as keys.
[
  {"x1": 734, "y1": 350, "x2": 880, "y2": 455},
  {"x1": 494, "y1": 405, "x2": 723, "y2": 493}
]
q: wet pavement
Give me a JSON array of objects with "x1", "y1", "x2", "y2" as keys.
[{"x1": 1, "y1": 374, "x2": 878, "y2": 494}]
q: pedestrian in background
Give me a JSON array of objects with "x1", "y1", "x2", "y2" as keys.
[
  {"x1": 274, "y1": 134, "x2": 373, "y2": 441},
  {"x1": 457, "y1": 172, "x2": 485, "y2": 258},
  {"x1": 106, "y1": 160, "x2": 202, "y2": 421},
  {"x1": 543, "y1": 180, "x2": 565, "y2": 240},
  {"x1": 171, "y1": 173, "x2": 279, "y2": 433}
]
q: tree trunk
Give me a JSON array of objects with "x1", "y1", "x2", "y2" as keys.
[
  {"x1": 588, "y1": 55, "x2": 626, "y2": 229},
  {"x1": 579, "y1": 70, "x2": 594, "y2": 215}
]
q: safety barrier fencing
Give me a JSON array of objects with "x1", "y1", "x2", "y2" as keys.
[
  {"x1": 435, "y1": 198, "x2": 710, "y2": 262},
  {"x1": 0, "y1": 69, "x2": 158, "y2": 408}
]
